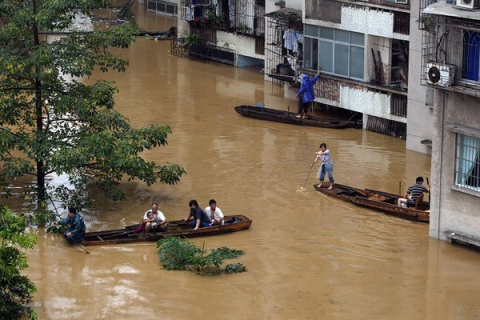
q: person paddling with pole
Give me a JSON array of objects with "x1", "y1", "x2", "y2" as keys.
[
  {"x1": 53, "y1": 208, "x2": 86, "y2": 245},
  {"x1": 313, "y1": 143, "x2": 335, "y2": 190}
]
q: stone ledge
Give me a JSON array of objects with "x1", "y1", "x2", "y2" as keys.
[{"x1": 445, "y1": 230, "x2": 480, "y2": 249}]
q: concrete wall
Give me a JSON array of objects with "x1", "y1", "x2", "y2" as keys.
[
  {"x1": 406, "y1": 0, "x2": 433, "y2": 154},
  {"x1": 305, "y1": 5, "x2": 408, "y2": 41},
  {"x1": 430, "y1": 91, "x2": 480, "y2": 241},
  {"x1": 216, "y1": 31, "x2": 263, "y2": 60}
]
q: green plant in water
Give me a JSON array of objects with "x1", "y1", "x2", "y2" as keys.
[
  {"x1": 0, "y1": 206, "x2": 38, "y2": 320},
  {"x1": 156, "y1": 237, "x2": 245, "y2": 275},
  {"x1": 156, "y1": 237, "x2": 201, "y2": 270},
  {"x1": 183, "y1": 34, "x2": 204, "y2": 48}
]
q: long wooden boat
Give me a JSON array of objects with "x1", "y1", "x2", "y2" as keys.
[
  {"x1": 313, "y1": 183, "x2": 430, "y2": 223},
  {"x1": 80, "y1": 215, "x2": 252, "y2": 246},
  {"x1": 234, "y1": 105, "x2": 361, "y2": 129}
]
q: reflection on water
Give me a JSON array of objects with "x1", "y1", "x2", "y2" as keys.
[{"x1": 19, "y1": 3, "x2": 480, "y2": 320}]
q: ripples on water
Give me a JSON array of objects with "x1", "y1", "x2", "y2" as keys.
[{"x1": 17, "y1": 5, "x2": 480, "y2": 320}]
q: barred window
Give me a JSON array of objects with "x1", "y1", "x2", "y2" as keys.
[{"x1": 455, "y1": 134, "x2": 480, "y2": 191}]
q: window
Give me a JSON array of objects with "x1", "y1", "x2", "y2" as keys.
[
  {"x1": 304, "y1": 25, "x2": 364, "y2": 80},
  {"x1": 455, "y1": 134, "x2": 480, "y2": 191},
  {"x1": 462, "y1": 30, "x2": 480, "y2": 82},
  {"x1": 148, "y1": 0, "x2": 178, "y2": 16}
]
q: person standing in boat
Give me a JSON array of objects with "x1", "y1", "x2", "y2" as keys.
[
  {"x1": 53, "y1": 208, "x2": 86, "y2": 244},
  {"x1": 141, "y1": 203, "x2": 167, "y2": 233},
  {"x1": 397, "y1": 177, "x2": 429, "y2": 208},
  {"x1": 313, "y1": 143, "x2": 335, "y2": 190},
  {"x1": 205, "y1": 199, "x2": 224, "y2": 226},
  {"x1": 296, "y1": 71, "x2": 321, "y2": 119},
  {"x1": 183, "y1": 199, "x2": 211, "y2": 230}
]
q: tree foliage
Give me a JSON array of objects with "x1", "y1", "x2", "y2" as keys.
[
  {"x1": 0, "y1": 206, "x2": 37, "y2": 320},
  {"x1": 156, "y1": 237, "x2": 245, "y2": 275},
  {"x1": 0, "y1": 0, "x2": 186, "y2": 213}
]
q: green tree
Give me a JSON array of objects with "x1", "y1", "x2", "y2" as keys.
[
  {"x1": 0, "y1": 206, "x2": 37, "y2": 320},
  {"x1": 0, "y1": 0, "x2": 186, "y2": 215}
]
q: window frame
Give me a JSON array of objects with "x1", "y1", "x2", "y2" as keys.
[
  {"x1": 304, "y1": 25, "x2": 365, "y2": 80},
  {"x1": 448, "y1": 124, "x2": 480, "y2": 196}
]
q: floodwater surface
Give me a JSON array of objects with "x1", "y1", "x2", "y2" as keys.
[{"x1": 17, "y1": 4, "x2": 480, "y2": 320}]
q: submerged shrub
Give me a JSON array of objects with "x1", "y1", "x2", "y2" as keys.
[{"x1": 156, "y1": 237, "x2": 246, "y2": 275}]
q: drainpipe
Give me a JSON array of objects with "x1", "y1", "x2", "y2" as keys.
[{"x1": 437, "y1": 90, "x2": 446, "y2": 239}]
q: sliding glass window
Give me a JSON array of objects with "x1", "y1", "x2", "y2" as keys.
[{"x1": 304, "y1": 25, "x2": 364, "y2": 80}]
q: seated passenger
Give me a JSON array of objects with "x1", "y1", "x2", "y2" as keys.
[
  {"x1": 205, "y1": 199, "x2": 224, "y2": 225},
  {"x1": 182, "y1": 199, "x2": 211, "y2": 230},
  {"x1": 135, "y1": 203, "x2": 167, "y2": 233},
  {"x1": 397, "y1": 177, "x2": 429, "y2": 208}
]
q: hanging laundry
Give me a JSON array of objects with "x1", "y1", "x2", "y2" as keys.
[
  {"x1": 283, "y1": 29, "x2": 296, "y2": 51},
  {"x1": 295, "y1": 31, "x2": 304, "y2": 45}
]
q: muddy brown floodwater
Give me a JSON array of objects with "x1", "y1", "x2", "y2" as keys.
[{"x1": 15, "y1": 3, "x2": 480, "y2": 320}]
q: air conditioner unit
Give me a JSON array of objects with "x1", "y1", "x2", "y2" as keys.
[
  {"x1": 456, "y1": 0, "x2": 480, "y2": 10},
  {"x1": 426, "y1": 62, "x2": 456, "y2": 87},
  {"x1": 395, "y1": 0, "x2": 409, "y2": 4}
]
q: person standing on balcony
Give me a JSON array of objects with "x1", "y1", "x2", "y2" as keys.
[{"x1": 296, "y1": 71, "x2": 321, "y2": 119}]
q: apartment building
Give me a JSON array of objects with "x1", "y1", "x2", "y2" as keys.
[{"x1": 420, "y1": 0, "x2": 480, "y2": 245}]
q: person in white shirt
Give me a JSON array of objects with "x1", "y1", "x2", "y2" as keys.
[
  {"x1": 142, "y1": 202, "x2": 167, "y2": 232},
  {"x1": 204, "y1": 199, "x2": 224, "y2": 226}
]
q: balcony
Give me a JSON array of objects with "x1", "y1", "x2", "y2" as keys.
[
  {"x1": 420, "y1": 1, "x2": 480, "y2": 97},
  {"x1": 181, "y1": 0, "x2": 265, "y2": 38}
]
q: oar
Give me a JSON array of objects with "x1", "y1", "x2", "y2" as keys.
[
  {"x1": 71, "y1": 237, "x2": 90, "y2": 254},
  {"x1": 302, "y1": 161, "x2": 316, "y2": 189},
  {"x1": 426, "y1": 177, "x2": 431, "y2": 203}
]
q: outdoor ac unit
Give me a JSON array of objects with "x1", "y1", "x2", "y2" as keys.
[
  {"x1": 456, "y1": 0, "x2": 480, "y2": 10},
  {"x1": 426, "y1": 62, "x2": 456, "y2": 87}
]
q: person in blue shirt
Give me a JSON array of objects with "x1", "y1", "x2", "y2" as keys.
[
  {"x1": 54, "y1": 208, "x2": 86, "y2": 244},
  {"x1": 296, "y1": 71, "x2": 321, "y2": 119},
  {"x1": 182, "y1": 200, "x2": 211, "y2": 230}
]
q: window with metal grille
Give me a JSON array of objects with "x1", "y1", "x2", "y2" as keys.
[
  {"x1": 455, "y1": 133, "x2": 480, "y2": 191},
  {"x1": 393, "y1": 12, "x2": 410, "y2": 35}
]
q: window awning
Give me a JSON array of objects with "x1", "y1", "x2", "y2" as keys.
[{"x1": 423, "y1": 2, "x2": 480, "y2": 21}]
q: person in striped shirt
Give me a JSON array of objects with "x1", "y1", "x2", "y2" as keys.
[{"x1": 397, "y1": 177, "x2": 429, "y2": 208}]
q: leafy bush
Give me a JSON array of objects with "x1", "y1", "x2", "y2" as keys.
[
  {"x1": 156, "y1": 237, "x2": 245, "y2": 275},
  {"x1": 156, "y1": 237, "x2": 201, "y2": 270},
  {"x1": 0, "y1": 206, "x2": 37, "y2": 320}
]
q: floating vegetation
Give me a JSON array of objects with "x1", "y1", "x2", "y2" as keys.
[{"x1": 156, "y1": 237, "x2": 246, "y2": 276}]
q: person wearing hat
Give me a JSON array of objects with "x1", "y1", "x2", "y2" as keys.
[{"x1": 54, "y1": 208, "x2": 86, "y2": 244}]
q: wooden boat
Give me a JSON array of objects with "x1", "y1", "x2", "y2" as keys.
[
  {"x1": 313, "y1": 183, "x2": 430, "y2": 223},
  {"x1": 80, "y1": 215, "x2": 252, "y2": 246},
  {"x1": 234, "y1": 105, "x2": 361, "y2": 129}
]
